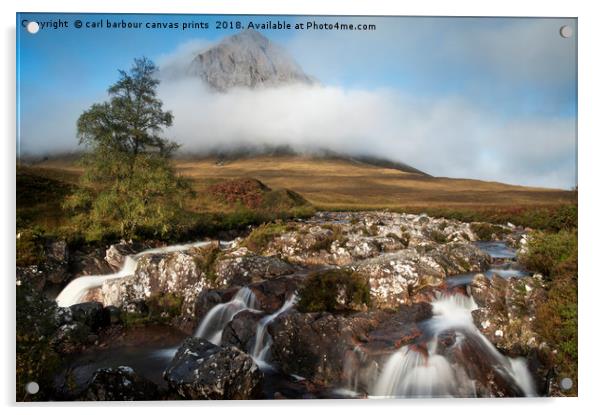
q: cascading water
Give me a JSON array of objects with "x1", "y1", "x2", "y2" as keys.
[
  {"x1": 369, "y1": 292, "x2": 537, "y2": 398},
  {"x1": 195, "y1": 287, "x2": 258, "y2": 345},
  {"x1": 55, "y1": 241, "x2": 218, "y2": 308},
  {"x1": 251, "y1": 293, "x2": 298, "y2": 369}
]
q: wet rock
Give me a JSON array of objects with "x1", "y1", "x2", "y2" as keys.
[
  {"x1": 213, "y1": 247, "x2": 296, "y2": 287},
  {"x1": 469, "y1": 273, "x2": 546, "y2": 356},
  {"x1": 69, "y1": 302, "x2": 109, "y2": 331},
  {"x1": 82, "y1": 366, "x2": 159, "y2": 401},
  {"x1": 249, "y1": 274, "x2": 304, "y2": 313},
  {"x1": 269, "y1": 311, "x2": 383, "y2": 385},
  {"x1": 437, "y1": 328, "x2": 529, "y2": 397},
  {"x1": 164, "y1": 337, "x2": 262, "y2": 399},
  {"x1": 221, "y1": 309, "x2": 265, "y2": 351}
]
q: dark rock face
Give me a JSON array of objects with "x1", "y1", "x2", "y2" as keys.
[
  {"x1": 164, "y1": 337, "x2": 263, "y2": 399},
  {"x1": 82, "y1": 367, "x2": 159, "y2": 401},
  {"x1": 44, "y1": 239, "x2": 70, "y2": 284},
  {"x1": 186, "y1": 29, "x2": 314, "y2": 91},
  {"x1": 69, "y1": 247, "x2": 115, "y2": 278},
  {"x1": 69, "y1": 302, "x2": 110, "y2": 331},
  {"x1": 436, "y1": 329, "x2": 528, "y2": 397},
  {"x1": 268, "y1": 302, "x2": 433, "y2": 388},
  {"x1": 221, "y1": 310, "x2": 265, "y2": 352},
  {"x1": 249, "y1": 275, "x2": 304, "y2": 313}
]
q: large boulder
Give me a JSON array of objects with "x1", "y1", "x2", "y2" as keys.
[
  {"x1": 164, "y1": 337, "x2": 263, "y2": 399},
  {"x1": 268, "y1": 304, "x2": 431, "y2": 387},
  {"x1": 213, "y1": 247, "x2": 296, "y2": 287},
  {"x1": 435, "y1": 328, "x2": 532, "y2": 397},
  {"x1": 221, "y1": 309, "x2": 265, "y2": 352},
  {"x1": 82, "y1": 366, "x2": 159, "y2": 401},
  {"x1": 101, "y1": 250, "x2": 213, "y2": 321},
  {"x1": 353, "y1": 243, "x2": 490, "y2": 309},
  {"x1": 70, "y1": 247, "x2": 115, "y2": 278},
  {"x1": 69, "y1": 302, "x2": 110, "y2": 331}
]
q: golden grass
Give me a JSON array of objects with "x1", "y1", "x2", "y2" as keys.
[{"x1": 26, "y1": 155, "x2": 576, "y2": 212}]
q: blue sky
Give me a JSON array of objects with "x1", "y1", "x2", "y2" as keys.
[{"x1": 17, "y1": 13, "x2": 577, "y2": 188}]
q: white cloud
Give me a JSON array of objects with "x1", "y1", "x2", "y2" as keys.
[{"x1": 158, "y1": 78, "x2": 576, "y2": 189}]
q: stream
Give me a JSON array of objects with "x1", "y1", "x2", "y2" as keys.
[{"x1": 56, "y1": 238, "x2": 535, "y2": 399}]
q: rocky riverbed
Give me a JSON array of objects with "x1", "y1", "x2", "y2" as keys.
[{"x1": 17, "y1": 211, "x2": 561, "y2": 400}]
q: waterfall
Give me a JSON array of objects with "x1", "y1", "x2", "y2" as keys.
[
  {"x1": 372, "y1": 346, "x2": 458, "y2": 398},
  {"x1": 55, "y1": 241, "x2": 217, "y2": 308},
  {"x1": 195, "y1": 287, "x2": 258, "y2": 345},
  {"x1": 369, "y1": 292, "x2": 537, "y2": 398},
  {"x1": 251, "y1": 293, "x2": 298, "y2": 369}
]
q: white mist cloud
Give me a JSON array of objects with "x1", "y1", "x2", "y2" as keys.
[{"x1": 158, "y1": 77, "x2": 576, "y2": 189}]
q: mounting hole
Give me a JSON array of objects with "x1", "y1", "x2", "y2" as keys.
[
  {"x1": 559, "y1": 25, "x2": 573, "y2": 38},
  {"x1": 560, "y1": 377, "x2": 573, "y2": 390},
  {"x1": 25, "y1": 381, "x2": 39, "y2": 394},
  {"x1": 26, "y1": 21, "x2": 40, "y2": 34}
]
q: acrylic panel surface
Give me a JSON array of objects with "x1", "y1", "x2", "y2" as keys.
[{"x1": 16, "y1": 13, "x2": 577, "y2": 401}]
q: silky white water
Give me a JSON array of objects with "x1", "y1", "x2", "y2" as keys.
[
  {"x1": 251, "y1": 293, "x2": 298, "y2": 368},
  {"x1": 195, "y1": 286, "x2": 258, "y2": 345},
  {"x1": 370, "y1": 292, "x2": 536, "y2": 398},
  {"x1": 55, "y1": 240, "x2": 218, "y2": 308}
]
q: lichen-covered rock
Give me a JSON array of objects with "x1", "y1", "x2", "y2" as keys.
[
  {"x1": 248, "y1": 211, "x2": 481, "y2": 267},
  {"x1": 353, "y1": 243, "x2": 490, "y2": 308},
  {"x1": 101, "y1": 250, "x2": 211, "y2": 319},
  {"x1": 164, "y1": 337, "x2": 262, "y2": 399},
  {"x1": 213, "y1": 247, "x2": 296, "y2": 287},
  {"x1": 82, "y1": 366, "x2": 159, "y2": 401},
  {"x1": 469, "y1": 273, "x2": 546, "y2": 355}
]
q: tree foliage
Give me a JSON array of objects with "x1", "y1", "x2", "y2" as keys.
[{"x1": 65, "y1": 57, "x2": 191, "y2": 240}]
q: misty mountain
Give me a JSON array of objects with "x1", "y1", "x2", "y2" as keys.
[
  {"x1": 178, "y1": 144, "x2": 430, "y2": 176},
  {"x1": 186, "y1": 29, "x2": 315, "y2": 91}
]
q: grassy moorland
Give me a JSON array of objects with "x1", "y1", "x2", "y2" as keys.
[{"x1": 27, "y1": 154, "x2": 576, "y2": 215}]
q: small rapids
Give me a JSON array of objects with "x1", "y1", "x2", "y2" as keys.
[
  {"x1": 251, "y1": 294, "x2": 298, "y2": 369},
  {"x1": 195, "y1": 287, "x2": 258, "y2": 345},
  {"x1": 369, "y1": 292, "x2": 536, "y2": 398},
  {"x1": 56, "y1": 241, "x2": 223, "y2": 308}
]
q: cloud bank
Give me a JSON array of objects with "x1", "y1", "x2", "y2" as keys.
[{"x1": 157, "y1": 76, "x2": 575, "y2": 189}]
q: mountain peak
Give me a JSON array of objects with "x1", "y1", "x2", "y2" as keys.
[{"x1": 187, "y1": 30, "x2": 314, "y2": 91}]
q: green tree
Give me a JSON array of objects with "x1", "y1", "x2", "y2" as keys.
[{"x1": 66, "y1": 57, "x2": 191, "y2": 240}]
